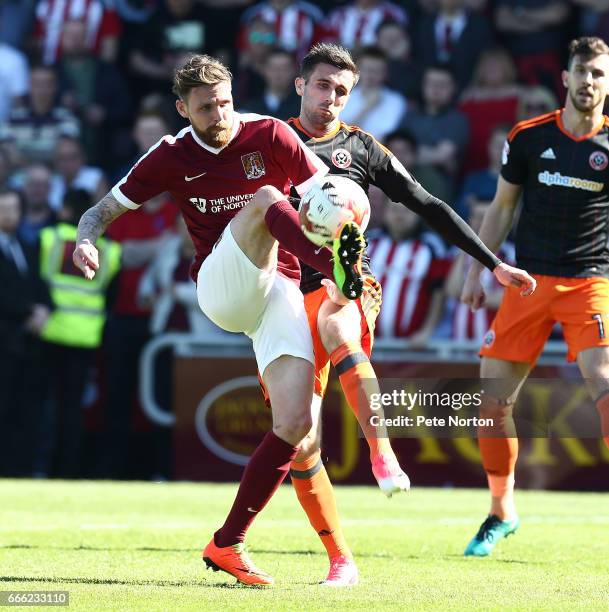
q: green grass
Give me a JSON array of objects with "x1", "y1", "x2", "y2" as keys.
[{"x1": 1, "y1": 481, "x2": 608, "y2": 611}]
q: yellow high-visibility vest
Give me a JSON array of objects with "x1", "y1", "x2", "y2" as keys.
[{"x1": 39, "y1": 223, "x2": 121, "y2": 348}]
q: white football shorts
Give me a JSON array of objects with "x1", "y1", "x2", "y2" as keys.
[{"x1": 197, "y1": 222, "x2": 314, "y2": 375}]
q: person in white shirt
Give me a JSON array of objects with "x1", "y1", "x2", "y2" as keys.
[
  {"x1": 0, "y1": 43, "x2": 28, "y2": 122},
  {"x1": 339, "y1": 46, "x2": 408, "y2": 141}
]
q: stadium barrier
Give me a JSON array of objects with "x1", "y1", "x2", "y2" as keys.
[{"x1": 139, "y1": 333, "x2": 609, "y2": 490}]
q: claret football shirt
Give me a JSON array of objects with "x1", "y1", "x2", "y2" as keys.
[
  {"x1": 112, "y1": 112, "x2": 328, "y2": 282},
  {"x1": 502, "y1": 110, "x2": 609, "y2": 278}
]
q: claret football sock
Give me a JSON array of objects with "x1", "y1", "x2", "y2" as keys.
[
  {"x1": 214, "y1": 431, "x2": 298, "y2": 547},
  {"x1": 290, "y1": 451, "x2": 352, "y2": 560},
  {"x1": 595, "y1": 391, "x2": 609, "y2": 450},
  {"x1": 329, "y1": 341, "x2": 392, "y2": 457},
  {"x1": 264, "y1": 199, "x2": 334, "y2": 279}
]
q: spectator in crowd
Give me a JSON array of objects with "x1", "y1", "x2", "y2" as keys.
[
  {"x1": 516, "y1": 84, "x2": 558, "y2": 121},
  {"x1": 238, "y1": 0, "x2": 324, "y2": 60},
  {"x1": 127, "y1": 0, "x2": 208, "y2": 100},
  {"x1": 442, "y1": 125, "x2": 515, "y2": 343},
  {"x1": 241, "y1": 47, "x2": 301, "y2": 120},
  {"x1": 587, "y1": 3, "x2": 609, "y2": 41},
  {"x1": 0, "y1": 188, "x2": 53, "y2": 477},
  {"x1": 57, "y1": 19, "x2": 132, "y2": 167},
  {"x1": 0, "y1": 64, "x2": 80, "y2": 168},
  {"x1": 366, "y1": 185, "x2": 389, "y2": 232},
  {"x1": 99, "y1": 192, "x2": 178, "y2": 479},
  {"x1": 416, "y1": 0, "x2": 495, "y2": 92},
  {"x1": 444, "y1": 203, "x2": 515, "y2": 343},
  {"x1": 455, "y1": 124, "x2": 510, "y2": 219},
  {"x1": 493, "y1": 0, "x2": 570, "y2": 98},
  {"x1": 0, "y1": 147, "x2": 12, "y2": 191},
  {"x1": 0, "y1": 37, "x2": 29, "y2": 123},
  {"x1": 34, "y1": 0, "x2": 122, "y2": 65},
  {"x1": 458, "y1": 48, "x2": 521, "y2": 173},
  {"x1": 326, "y1": 0, "x2": 408, "y2": 50},
  {"x1": 385, "y1": 129, "x2": 455, "y2": 208},
  {"x1": 367, "y1": 204, "x2": 448, "y2": 346},
  {"x1": 18, "y1": 164, "x2": 57, "y2": 246},
  {"x1": 340, "y1": 46, "x2": 408, "y2": 141},
  {"x1": 139, "y1": 215, "x2": 226, "y2": 337},
  {"x1": 376, "y1": 20, "x2": 421, "y2": 100},
  {"x1": 0, "y1": 0, "x2": 35, "y2": 50},
  {"x1": 463, "y1": 0, "x2": 490, "y2": 11},
  {"x1": 113, "y1": 0, "x2": 159, "y2": 24},
  {"x1": 37, "y1": 189, "x2": 121, "y2": 478},
  {"x1": 49, "y1": 136, "x2": 109, "y2": 211},
  {"x1": 233, "y1": 17, "x2": 277, "y2": 104},
  {"x1": 112, "y1": 110, "x2": 170, "y2": 183},
  {"x1": 400, "y1": 63, "x2": 469, "y2": 179},
  {"x1": 195, "y1": 1, "x2": 256, "y2": 62}
]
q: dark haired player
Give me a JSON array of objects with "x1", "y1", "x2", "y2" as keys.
[
  {"x1": 283, "y1": 42, "x2": 536, "y2": 585},
  {"x1": 461, "y1": 36, "x2": 609, "y2": 556}
]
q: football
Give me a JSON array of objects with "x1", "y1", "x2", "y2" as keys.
[{"x1": 298, "y1": 175, "x2": 371, "y2": 247}]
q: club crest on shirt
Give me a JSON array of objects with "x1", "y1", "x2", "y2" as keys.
[
  {"x1": 331, "y1": 148, "x2": 352, "y2": 169},
  {"x1": 241, "y1": 151, "x2": 266, "y2": 179},
  {"x1": 589, "y1": 150, "x2": 608, "y2": 171},
  {"x1": 483, "y1": 330, "x2": 495, "y2": 348}
]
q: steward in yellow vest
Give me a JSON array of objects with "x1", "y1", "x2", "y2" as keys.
[
  {"x1": 39, "y1": 197, "x2": 121, "y2": 348},
  {"x1": 36, "y1": 189, "x2": 121, "y2": 478}
]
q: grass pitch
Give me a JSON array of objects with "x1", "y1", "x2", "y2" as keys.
[{"x1": 1, "y1": 480, "x2": 608, "y2": 611}]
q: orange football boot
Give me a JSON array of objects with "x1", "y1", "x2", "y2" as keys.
[{"x1": 202, "y1": 538, "x2": 274, "y2": 586}]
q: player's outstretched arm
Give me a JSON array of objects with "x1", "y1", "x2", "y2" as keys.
[
  {"x1": 73, "y1": 192, "x2": 127, "y2": 280},
  {"x1": 461, "y1": 176, "x2": 526, "y2": 310},
  {"x1": 376, "y1": 155, "x2": 509, "y2": 272}
]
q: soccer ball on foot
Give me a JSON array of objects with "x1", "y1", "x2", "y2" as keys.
[{"x1": 298, "y1": 175, "x2": 371, "y2": 247}]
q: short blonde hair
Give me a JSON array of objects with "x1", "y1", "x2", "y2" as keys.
[{"x1": 172, "y1": 54, "x2": 233, "y2": 100}]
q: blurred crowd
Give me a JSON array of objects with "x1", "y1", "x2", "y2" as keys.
[{"x1": 0, "y1": 0, "x2": 596, "y2": 480}]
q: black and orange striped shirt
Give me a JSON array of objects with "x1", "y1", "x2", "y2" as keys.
[
  {"x1": 288, "y1": 117, "x2": 501, "y2": 293},
  {"x1": 502, "y1": 110, "x2": 609, "y2": 277}
]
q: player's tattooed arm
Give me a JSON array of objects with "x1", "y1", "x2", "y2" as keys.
[
  {"x1": 73, "y1": 192, "x2": 128, "y2": 280},
  {"x1": 76, "y1": 191, "x2": 127, "y2": 245}
]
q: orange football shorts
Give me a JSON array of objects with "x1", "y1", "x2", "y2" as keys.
[
  {"x1": 480, "y1": 275, "x2": 609, "y2": 364},
  {"x1": 305, "y1": 276, "x2": 382, "y2": 397}
]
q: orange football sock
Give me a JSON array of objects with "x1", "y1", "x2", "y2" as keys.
[
  {"x1": 478, "y1": 397, "x2": 518, "y2": 497},
  {"x1": 329, "y1": 341, "x2": 392, "y2": 457},
  {"x1": 595, "y1": 391, "x2": 609, "y2": 450},
  {"x1": 290, "y1": 451, "x2": 352, "y2": 560}
]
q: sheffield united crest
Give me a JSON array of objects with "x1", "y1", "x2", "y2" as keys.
[
  {"x1": 589, "y1": 150, "x2": 608, "y2": 171},
  {"x1": 331, "y1": 148, "x2": 352, "y2": 169},
  {"x1": 241, "y1": 151, "x2": 266, "y2": 179}
]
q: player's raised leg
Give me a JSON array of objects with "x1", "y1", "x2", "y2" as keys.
[
  {"x1": 289, "y1": 399, "x2": 359, "y2": 587},
  {"x1": 230, "y1": 185, "x2": 365, "y2": 299},
  {"x1": 576, "y1": 347, "x2": 609, "y2": 449},
  {"x1": 464, "y1": 357, "x2": 529, "y2": 557},
  {"x1": 318, "y1": 287, "x2": 410, "y2": 497}
]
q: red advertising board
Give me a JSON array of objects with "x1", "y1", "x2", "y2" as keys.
[{"x1": 172, "y1": 355, "x2": 609, "y2": 490}]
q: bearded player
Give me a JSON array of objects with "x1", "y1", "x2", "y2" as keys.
[
  {"x1": 461, "y1": 37, "x2": 609, "y2": 556},
  {"x1": 72, "y1": 54, "x2": 369, "y2": 586},
  {"x1": 280, "y1": 43, "x2": 537, "y2": 585}
]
